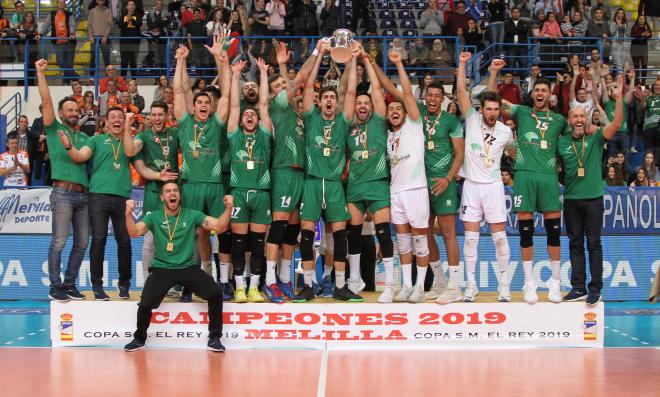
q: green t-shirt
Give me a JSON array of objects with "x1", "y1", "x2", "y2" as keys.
[
  {"x1": 346, "y1": 113, "x2": 389, "y2": 186},
  {"x1": 511, "y1": 105, "x2": 568, "y2": 174},
  {"x1": 135, "y1": 128, "x2": 180, "y2": 192},
  {"x1": 45, "y1": 120, "x2": 89, "y2": 187},
  {"x1": 175, "y1": 112, "x2": 224, "y2": 183},
  {"x1": 228, "y1": 125, "x2": 272, "y2": 189},
  {"x1": 603, "y1": 100, "x2": 628, "y2": 134},
  {"x1": 419, "y1": 103, "x2": 463, "y2": 177},
  {"x1": 557, "y1": 128, "x2": 606, "y2": 199},
  {"x1": 303, "y1": 108, "x2": 350, "y2": 180},
  {"x1": 643, "y1": 95, "x2": 660, "y2": 130},
  {"x1": 270, "y1": 91, "x2": 306, "y2": 169},
  {"x1": 142, "y1": 208, "x2": 207, "y2": 270},
  {"x1": 84, "y1": 134, "x2": 133, "y2": 198}
]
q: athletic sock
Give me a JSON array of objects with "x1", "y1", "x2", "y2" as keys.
[
  {"x1": 249, "y1": 274, "x2": 260, "y2": 289},
  {"x1": 278, "y1": 259, "x2": 291, "y2": 283},
  {"x1": 265, "y1": 260, "x2": 277, "y2": 286},
  {"x1": 448, "y1": 266, "x2": 459, "y2": 289},
  {"x1": 401, "y1": 263, "x2": 413, "y2": 288},
  {"x1": 348, "y1": 254, "x2": 361, "y2": 282},
  {"x1": 323, "y1": 265, "x2": 333, "y2": 278},
  {"x1": 235, "y1": 275, "x2": 245, "y2": 289},
  {"x1": 415, "y1": 266, "x2": 427, "y2": 287},
  {"x1": 219, "y1": 262, "x2": 230, "y2": 283},
  {"x1": 383, "y1": 257, "x2": 394, "y2": 285},
  {"x1": 335, "y1": 270, "x2": 346, "y2": 289},
  {"x1": 467, "y1": 271, "x2": 476, "y2": 284},
  {"x1": 550, "y1": 260, "x2": 561, "y2": 281},
  {"x1": 303, "y1": 270, "x2": 314, "y2": 287},
  {"x1": 523, "y1": 260, "x2": 534, "y2": 283},
  {"x1": 429, "y1": 260, "x2": 446, "y2": 284}
]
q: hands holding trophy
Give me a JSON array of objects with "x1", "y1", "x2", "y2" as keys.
[{"x1": 329, "y1": 29, "x2": 357, "y2": 63}]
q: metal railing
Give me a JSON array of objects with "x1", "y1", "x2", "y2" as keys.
[{"x1": 0, "y1": 92, "x2": 23, "y2": 136}]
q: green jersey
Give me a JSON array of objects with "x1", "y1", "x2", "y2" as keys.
[
  {"x1": 419, "y1": 103, "x2": 463, "y2": 177},
  {"x1": 643, "y1": 95, "x2": 660, "y2": 130},
  {"x1": 557, "y1": 127, "x2": 606, "y2": 200},
  {"x1": 84, "y1": 134, "x2": 133, "y2": 198},
  {"x1": 303, "y1": 108, "x2": 350, "y2": 181},
  {"x1": 510, "y1": 105, "x2": 568, "y2": 174},
  {"x1": 228, "y1": 125, "x2": 272, "y2": 189},
  {"x1": 135, "y1": 128, "x2": 180, "y2": 193},
  {"x1": 176, "y1": 112, "x2": 224, "y2": 183},
  {"x1": 346, "y1": 113, "x2": 389, "y2": 185},
  {"x1": 603, "y1": 100, "x2": 628, "y2": 133},
  {"x1": 142, "y1": 208, "x2": 207, "y2": 270},
  {"x1": 45, "y1": 120, "x2": 89, "y2": 187},
  {"x1": 270, "y1": 91, "x2": 306, "y2": 169}
]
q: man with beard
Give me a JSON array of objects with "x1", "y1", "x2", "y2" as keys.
[
  {"x1": 488, "y1": 58, "x2": 568, "y2": 304},
  {"x1": 558, "y1": 75, "x2": 624, "y2": 305},
  {"x1": 292, "y1": 40, "x2": 359, "y2": 302},
  {"x1": 455, "y1": 52, "x2": 515, "y2": 303},
  {"x1": 123, "y1": 182, "x2": 232, "y2": 352},
  {"x1": 36, "y1": 59, "x2": 89, "y2": 302}
]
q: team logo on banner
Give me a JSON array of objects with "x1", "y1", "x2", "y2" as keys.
[
  {"x1": 59, "y1": 313, "x2": 74, "y2": 341},
  {"x1": 583, "y1": 312, "x2": 598, "y2": 341}
]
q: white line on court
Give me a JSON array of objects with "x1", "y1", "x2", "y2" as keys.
[
  {"x1": 316, "y1": 349, "x2": 328, "y2": 397},
  {"x1": 28, "y1": 333, "x2": 35, "y2": 336}
]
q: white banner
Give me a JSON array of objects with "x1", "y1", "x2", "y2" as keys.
[
  {"x1": 51, "y1": 302, "x2": 604, "y2": 350},
  {"x1": 0, "y1": 188, "x2": 51, "y2": 234}
]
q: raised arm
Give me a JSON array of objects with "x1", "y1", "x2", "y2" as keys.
[
  {"x1": 361, "y1": 53, "x2": 386, "y2": 117},
  {"x1": 205, "y1": 33, "x2": 233, "y2": 123},
  {"x1": 255, "y1": 58, "x2": 272, "y2": 131},
  {"x1": 389, "y1": 49, "x2": 420, "y2": 121},
  {"x1": 486, "y1": 59, "x2": 510, "y2": 115},
  {"x1": 58, "y1": 130, "x2": 93, "y2": 162},
  {"x1": 603, "y1": 74, "x2": 625, "y2": 140},
  {"x1": 125, "y1": 199, "x2": 148, "y2": 237},
  {"x1": 35, "y1": 60, "x2": 55, "y2": 127},
  {"x1": 569, "y1": 71, "x2": 577, "y2": 103},
  {"x1": 173, "y1": 45, "x2": 190, "y2": 121},
  {"x1": 456, "y1": 52, "x2": 474, "y2": 115},
  {"x1": 227, "y1": 60, "x2": 247, "y2": 133},
  {"x1": 302, "y1": 41, "x2": 327, "y2": 114},
  {"x1": 369, "y1": 56, "x2": 404, "y2": 102},
  {"x1": 342, "y1": 53, "x2": 358, "y2": 121},
  {"x1": 122, "y1": 113, "x2": 143, "y2": 157},
  {"x1": 202, "y1": 195, "x2": 233, "y2": 234}
]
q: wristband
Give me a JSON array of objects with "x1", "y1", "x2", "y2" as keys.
[{"x1": 312, "y1": 49, "x2": 319, "y2": 57}]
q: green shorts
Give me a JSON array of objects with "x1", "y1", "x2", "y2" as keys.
[
  {"x1": 230, "y1": 188, "x2": 272, "y2": 224},
  {"x1": 300, "y1": 176, "x2": 349, "y2": 223},
  {"x1": 221, "y1": 172, "x2": 231, "y2": 194},
  {"x1": 182, "y1": 181, "x2": 226, "y2": 218},
  {"x1": 142, "y1": 188, "x2": 163, "y2": 215},
  {"x1": 271, "y1": 167, "x2": 305, "y2": 213},
  {"x1": 512, "y1": 170, "x2": 562, "y2": 213},
  {"x1": 346, "y1": 178, "x2": 391, "y2": 214},
  {"x1": 427, "y1": 176, "x2": 458, "y2": 216}
]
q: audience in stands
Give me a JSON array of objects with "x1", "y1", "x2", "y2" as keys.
[{"x1": 87, "y1": 0, "x2": 113, "y2": 75}]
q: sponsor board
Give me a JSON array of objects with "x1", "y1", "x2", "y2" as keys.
[{"x1": 51, "y1": 301, "x2": 605, "y2": 349}]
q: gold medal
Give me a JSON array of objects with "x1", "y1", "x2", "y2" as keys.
[
  {"x1": 484, "y1": 157, "x2": 493, "y2": 167},
  {"x1": 113, "y1": 162, "x2": 121, "y2": 170},
  {"x1": 192, "y1": 150, "x2": 200, "y2": 158},
  {"x1": 540, "y1": 140, "x2": 548, "y2": 149},
  {"x1": 166, "y1": 242, "x2": 174, "y2": 252},
  {"x1": 164, "y1": 162, "x2": 170, "y2": 170},
  {"x1": 162, "y1": 146, "x2": 169, "y2": 156},
  {"x1": 164, "y1": 209, "x2": 182, "y2": 254},
  {"x1": 427, "y1": 141, "x2": 435, "y2": 150},
  {"x1": 577, "y1": 167, "x2": 585, "y2": 177},
  {"x1": 362, "y1": 150, "x2": 369, "y2": 159},
  {"x1": 392, "y1": 155, "x2": 399, "y2": 165},
  {"x1": 323, "y1": 147, "x2": 331, "y2": 157},
  {"x1": 247, "y1": 160, "x2": 255, "y2": 170}
]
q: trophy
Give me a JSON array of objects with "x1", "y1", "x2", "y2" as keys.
[{"x1": 329, "y1": 29, "x2": 355, "y2": 64}]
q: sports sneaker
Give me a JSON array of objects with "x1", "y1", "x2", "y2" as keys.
[
  {"x1": 394, "y1": 285, "x2": 413, "y2": 302},
  {"x1": 586, "y1": 291, "x2": 602, "y2": 305},
  {"x1": 424, "y1": 278, "x2": 448, "y2": 300},
  {"x1": 312, "y1": 281, "x2": 322, "y2": 297},
  {"x1": 93, "y1": 287, "x2": 110, "y2": 301},
  {"x1": 378, "y1": 285, "x2": 394, "y2": 303},
  {"x1": 220, "y1": 282, "x2": 235, "y2": 301},
  {"x1": 408, "y1": 284, "x2": 425, "y2": 303},
  {"x1": 234, "y1": 287, "x2": 248, "y2": 303},
  {"x1": 62, "y1": 285, "x2": 86, "y2": 300},
  {"x1": 277, "y1": 281, "x2": 294, "y2": 299},
  {"x1": 49, "y1": 286, "x2": 70, "y2": 302},
  {"x1": 118, "y1": 282, "x2": 130, "y2": 300},
  {"x1": 292, "y1": 285, "x2": 315, "y2": 303},
  {"x1": 207, "y1": 337, "x2": 225, "y2": 352},
  {"x1": 124, "y1": 338, "x2": 145, "y2": 352},
  {"x1": 264, "y1": 283, "x2": 285, "y2": 303},
  {"x1": 179, "y1": 292, "x2": 192, "y2": 303},
  {"x1": 247, "y1": 286, "x2": 265, "y2": 302},
  {"x1": 333, "y1": 285, "x2": 364, "y2": 302},
  {"x1": 463, "y1": 281, "x2": 479, "y2": 302},
  {"x1": 497, "y1": 283, "x2": 511, "y2": 302},
  {"x1": 522, "y1": 281, "x2": 538, "y2": 304},
  {"x1": 547, "y1": 278, "x2": 562, "y2": 303},
  {"x1": 436, "y1": 288, "x2": 463, "y2": 304},
  {"x1": 320, "y1": 276, "x2": 334, "y2": 297},
  {"x1": 347, "y1": 278, "x2": 366, "y2": 294},
  {"x1": 563, "y1": 288, "x2": 588, "y2": 302}
]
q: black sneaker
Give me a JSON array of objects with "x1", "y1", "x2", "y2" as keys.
[
  {"x1": 124, "y1": 338, "x2": 145, "y2": 352},
  {"x1": 563, "y1": 288, "x2": 588, "y2": 302},
  {"x1": 179, "y1": 292, "x2": 192, "y2": 303},
  {"x1": 586, "y1": 291, "x2": 602, "y2": 305},
  {"x1": 93, "y1": 287, "x2": 110, "y2": 301},
  {"x1": 292, "y1": 285, "x2": 315, "y2": 303},
  {"x1": 207, "y1": 337, "x2": 225, "y2": 352},
  {"x1": 118, "y1": 282, "x2": 130, "y2": 299},
  {"x1": 219, "y1": 282, "x2": 235, "y2": 301},
  {"x1": 49, "y1": 286, "x2": 70, "y2": 302},
  {"x1": 333, "y1": 285, "x2": 364, "y2": 302},
  {"x1": 62, "y1": 285, "x2": 86, "y2": 300}
]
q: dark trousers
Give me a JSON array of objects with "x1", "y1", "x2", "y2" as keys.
[
  {"x1": 135, "y1": 266, "x2": 223, "y2": 341},
  {"x1": 564, "y1": 197, "x2": 604, "y2": 292},
  {"x1": 120, "y1": 40, "x2": 140, "y2": 77},
  {"x1": 89, "y1": 38, "x2": 111, "y2": 76},
  {"x1": 89, "y1": 193, "x2": 132, "y2": 288}
]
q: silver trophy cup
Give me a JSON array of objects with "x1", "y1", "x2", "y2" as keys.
[{"x1": 330, "y1": 29, "x2": 355, "y2": 63}]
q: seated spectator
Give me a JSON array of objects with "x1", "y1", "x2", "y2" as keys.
[
  {"x1": 0, "y1": 133, "x2": 30, "y2": 186},
  {"x1": 99, "y1": 79, "x2": 121, "y2": 115},
  {"x1": 366, "y1": 39, "x2": 382, "y2": 66},
  {"x1": 119, "y1": 92, "x2": 144, "y2": 133},
  {"x1": 415, "y1": 74, "x2": 433, "y2": 100},
  {"x1": 408, "y1": 38, "x2": 430, "y2": 76},
  {"x1": 191, "y1": 77, "x2": 206, "y2": 93},
  {"x1": 429, "y1": 39, "x2": 452, "y2": 81},
  {"x1": 127, "y1": 79, "x2": 145, "y2": 112},
  {"x1": 568, "y1": 0, "x2": 591, "y2": 23},
  {"x1": 390, "y1": 38, "x2": 408, "y2": 65},
  {"x1": 78, "y1": 91, "x2": 99, "y2": 136},
  {"x1": 153, "y1": 75, "x2": 169, "y2": 102},
  {"x1": 100, "y1": 65, "x2": 128, "y2": 94},
  {"x1": 531, "y1": 8, "x2": 546, "y2": 38},
  {"x1": 606, "y1": 150, "x2": 630, "y2": 182},
  {"x1": 420, "y1": 1, "x2": 444, "y2": 36},
  {"x1": 630, "y1": 167, "x2": 651, "y2": 187},
  {"x1": 604, "y1": 164, "x2": 626, "y2": 186},
  {"x1": 356, "y1": 62, "x2": 370, "y2": 92},
  {"x1": 501, "y1": 168, "x2": 514, "y2": 187},
  {"x1": 641, "y1": 151, "x2": 660, "y2": 185}
]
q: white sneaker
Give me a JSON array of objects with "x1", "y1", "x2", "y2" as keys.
[
  {"x1": 498, "y1": 283, "x2": 511, "y2": 302},
  {"x1": 378, "y1": 285, "x2": 394, "y2": 303},
  {"x1": 462, "y1": 281, "x2": 479, "y2": 302},
  {"x1": 424, "y1": 278, "x2": 448, "y2": 300},
  {"x1": 348, "y1": 278, "x2": 366, "y2": 294},
  {"x1": 435, "y1": 288, "x2": 463, "y2": 304},
  {"x1": 547, "y1": 278, "x2": 562, "y2": 303},
  {"x1": 408, "y1": 284, "x2": 425, "y2": 303},
  {"x1": 394, "y1": 285, "x2": 413, "y2": 302},
  {"x1": 523, "y1": 281, "x2": 538, "y2": 304}
]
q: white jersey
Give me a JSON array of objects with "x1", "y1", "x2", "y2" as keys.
[
  {"x1": 0, "y1": 151, "x2": 29, "y2": 186},
  {"x1": 459, "y1": 109, "x2": 514, "y2": 184},
  {"x1": 570, "y1": 98, "x2": 595, "y2": 117},
  {"x1": 387, "y1": 116, "x2": 427, "y2": 194}
]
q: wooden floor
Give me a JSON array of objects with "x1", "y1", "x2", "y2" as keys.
[{"x1": 1, "y1": 347, "x2": 659, "y2": 396}]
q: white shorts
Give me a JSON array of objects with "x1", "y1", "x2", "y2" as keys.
[
  {"x1": 460, "y1": 179, "x2": 507, "y2": 224},
  {"x1": 391, "y1": 187, "x2": 430, "y2": 229}
]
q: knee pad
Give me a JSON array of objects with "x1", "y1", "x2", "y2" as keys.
[
  {"x1": 218, "y1": 231, "x2": 232, "y2": 254},
  {"x1": 300, "y1": 229, "x2": 315, "y2": 261},
  {"x1": 249, "y1": 232, "x2": 266, "y2": 275},
  {"x1": 333, "y1": 229, "x2": 348, "y2": 260},
  {"x1": 544, "y1": 218, "x2": 561, "y2": 247},
  {"x1": 412, "y1": 234, "x2": 430, "y2": 257},
  {"x1": 231, "y1": 233, "x2": 248, "y2": 274},
  {"x1": 283, "y1": 223, "x2": 301, "y2": 246},
  {"x1": 347, "y1": 223, "x2": 363, "y2": 255},
  {"x1": 266, "y1": 220, "x2": 288, "y2": 245},
  {"x1": 375, "y1": 222, "x2": 394, "y2": 258},
  {"x1": 518, "y1": 219, "x2": 535, "y2": 248},
  {"x1": 396, "y1": 233, "x2": 413, "y2": 255},
  {"x1": 463, "y1": 231, "x2": 480, "y2": 259}
]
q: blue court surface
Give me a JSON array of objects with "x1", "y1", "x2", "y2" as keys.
[{"x1": 0, "y1": 300, "x2": 658, "y2": 349}]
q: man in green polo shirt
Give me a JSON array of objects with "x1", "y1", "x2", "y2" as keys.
[
  {"x1": 640, "y1": 79, "x2": 660, "y2": 166},
  {"x1": 558, "y1": 75, "x2": 624, "y2": 305},
  {"x1": 122, "y1": 182, "x2": 232, "y2": 352},
  {"x1": 601, "y1": 70, "x2": 634, "y2": 158},
  {"x1": 36, "y1": 59, "x2": 89, "y2": 303}
]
